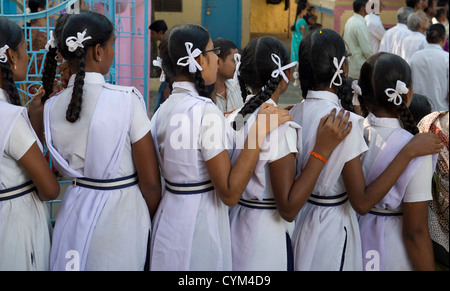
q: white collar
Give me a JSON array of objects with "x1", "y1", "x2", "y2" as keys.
[
  {"x1": 427, "y1": 43, "x2": 444, "y2": 51},
  {"x1": 0, "y1": 88, "x2": 10, "y2": 103},
  {"x1": 172, "y1": 81, "x2": 198, "y2": 95},
  {"x1": 305, "y1": 90, "x2": 341, "y2": 107},
  {"x1": 366, "y1": 112, "x2": 402, "y2": 129},
  {"x1": 67, "y1": 72, "x2": 106, "y2": 87}
]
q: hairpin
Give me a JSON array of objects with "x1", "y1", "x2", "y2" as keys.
[
  {"x1": 65, "y1": 29, "x2": 92, "y2": 52},
  {"x1": 385, "y1": 80, "x2": 409, "y2": 106},
  {"x1": 233, "y1": 53, "x2": 241, "y2": 82},
  {"x1": 271, "y1": 54, "x2": 298, "y2": 83},
  {"x1": 45, "y1": 30, "x2": 57, "y2": 52},
  {"x1": 153, "y1": 56, "x2": 166, "y2": 82},
  {"x1": 351, "y1": 80, "x2": 362, "y2": 106},
  {"x1": 0, "y1": 45, "x2": 9, "y2": 63},
  {"x1": 330, "y1": 56, "x2": 346, "y2": 88},
  {"x1": 177, "y1": 42, "x2": 203, "y2": 73}
]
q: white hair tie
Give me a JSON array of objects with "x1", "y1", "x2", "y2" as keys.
[
  {"x1": 153, "y1": 56, "x2": 166, "y2": 82},
  {"x1": 330, "y1": 56, "x2": 346, "y2": 88},
  {"x1": 271, "y1": 53, "x2": 298, "y2": 83},
  {"x1": 0, "y1": 45, "x2": 9, "y2": 63},
  {"x1": 233, "y1": 53, "x2": 241, "y2": 82},
  {"x1": 385, "y1": 80, "x2": 409, "y2": 106},
  {"x1": 177, "y1": 42, "x2": 203, "y2": 73},
  {"x1": 351, "y1": 80, "x2": 362, "y2": 106},
  {"x1": 65, "y1": 29, "x2": 92, "y2": 52},
  {"x1": 45, "y1": 30, "x2": 57, "y2": 52}
]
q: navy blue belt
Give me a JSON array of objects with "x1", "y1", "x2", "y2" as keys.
[
  {"x1": 71, "y1": 173, "x2": 138, "y2": 190},
  {"x1": 369, "y1": 208, "x2": 403, "y2": 216},
  {"x1": 307, "y1": 193, "x2": 348, "y2": 207},
  {"x1": 0, "y1": 180, "x2": 36, "y2": 201},
  {"x1": 238, "y1": 198, "x2": 277, "y2": 210},
  {"x1": 164, "y1": 179, "x2": 214, "y2": 195}
]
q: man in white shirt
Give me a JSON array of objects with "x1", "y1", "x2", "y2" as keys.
[
  {"x1": 365, "y1": 0, "x2": 386, "y2": 53},
  {"x1": 379, "y1": 6, "x2": 414, "y2": 55},
  {"x1": 409, "y1": 24, "x2": 449, "y2": 111},
  {"x1": 401, "y1": 11, "x2": 430, "y2": 62},
  {"x1": 343, "y1": 0, "x2": 374, "y2": 79}
]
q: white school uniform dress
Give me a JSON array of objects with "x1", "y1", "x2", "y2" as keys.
[
  {"x1": 359, "y1": 113, "x2": 435, "y2": 271},
  {"x1": 290, "y1": 90, "x2": 368, "y2": 271},
  {"x1": 379, "y1": 23, "x2": 412, "y2": 55},
  {"x1": 227, "y1": 98, "x2": 301, "y2": 271},
  {"x1": 0, "y1": 89, "x2": 52, "y2": 271},
  {"x1": 365, "y1": 13, "x2": 386, "y2": 54},
  {"x1": 149, "y1": 81, "x2": 234, "y2": 271},
  {"x1": 400, "y1": 31, "x2": 427, "y2": 63},
  {"x1": 44, "y1": 73, "x2": 152, "y2": 271}
]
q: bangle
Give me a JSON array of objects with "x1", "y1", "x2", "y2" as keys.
[{"x1": 310, "y1": 151, "x2": 327, "y2": 163}]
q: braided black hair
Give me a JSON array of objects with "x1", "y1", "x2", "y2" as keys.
[
  {"x1": 0, "y1": 17, "x2": 24, "y2": 106},
  {"x1": 232, "y1": 36, "x2": 290, "y2": 131},
  {"x1": 59, "y1": 11, "x2": 114, "y2": 123},
  {"x1": 358, "y1": 52, "x2": 419, "y2": 135}
]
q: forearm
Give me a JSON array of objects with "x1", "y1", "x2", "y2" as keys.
[{"x1": 403, "y1": 229, "x2": 435, "y2": 271}]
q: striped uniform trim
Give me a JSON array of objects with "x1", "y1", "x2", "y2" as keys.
[
  {"x1": 0, "y1": 180, "x2": 36, "y2": 201},
  {"x1": 238, "y1": 198, "x2": 277, "y2": 210},
  {"x1": 165, "y1": 179, "x2": 214, "y2": 195},
  {"x1": 307, "y1": 193, "x2": 348, "y2": 207},
  {"x1": 369, "y1": 208, "x2": 403, "y2": 217},
  {"x1": 72, "y1": 173, "x2": 138, "y2": 191}
]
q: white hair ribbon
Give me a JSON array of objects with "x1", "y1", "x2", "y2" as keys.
[
  {"x1": 233, "y1": 53, "x2": 241, "y2": 82},
  {"x1": 385, "y1": 80, "x2": 409, "y2": 106},
  {"x1": 177, "y1": 42, "x2": 203, "y2": 73},
  {"x1": 329, "y1": 56, "x2": 346, "y2": 88},
  {"x1": 351, "y1": 80, "x2": 362, "y2": 106},
  {"x1": 271, "y1": 53, "x2": 298, "y2": 83},
  {"x1": 153, "y1": 56, "x2": 166, "y2": 82},
  {"x1": 45, "y1": 30, "x2": 57, "y2": 52},
  {"x1": 0, "y1": 45, "x2": 9, "y2": 63},
  {"x1": 65, "y1": 29, "x2": 92, "y2": 52}
]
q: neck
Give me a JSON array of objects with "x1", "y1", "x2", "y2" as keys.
[
  {"x1": 215, "y1": 74, "x2": 227, "y2": 96},
  {"x1": 371, "y1": 108, "x2": 398, "y2": 118}
]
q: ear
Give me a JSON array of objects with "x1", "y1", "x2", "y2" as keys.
[
  {"x1": 93, "y1": 43, "x2": 104, "y2": 62},
  {"x1": 6, "y1": 49, "x2": 18, "y2": 67},
  {"x1": 197, "y1": 54, "x2": 208, "y2": 69}
]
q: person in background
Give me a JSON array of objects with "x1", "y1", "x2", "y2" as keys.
[
  {"x1": 290, "y1": 1, "x2": 309, "y2": 64},
  {"x1": 406, "y1": 0, "x2": 428, "y2": 12},
  {"x1": 150, "y1": 20, "x2": 170, "y2": 113},
  {"x1": 401, "y1": 11, "x2": 430, "y2": 62},
  {"x1": 379, "y1": 6, "x2": 414, "y2": 55},
  {"x1": 425, "y1": 0, "x2": 438, "y2": 22},
  {"x1": 343, "y1": 0, "x2": 373, "y2": 80},
  {"x1": 365, "y1": 0, "x2": 386, "y2": 53},
  {"x1": 212, "y1": 38, "x2": 243, "y2": 114},
  {"x1": 409, "y1": 93, "x2": 433, "y2": 124}
]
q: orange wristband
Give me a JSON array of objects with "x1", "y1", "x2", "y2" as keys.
[{"x1": 310, "y1": 151, "x2": 327, "y2": 163}]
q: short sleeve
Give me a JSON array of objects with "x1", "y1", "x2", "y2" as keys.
[
  {"x1": 5, "y1": 115, "x2": 37, "y2": 161},
  {"x1": 403, "y1": 155, "x2": 433, "y2": 203},
  {"x1": 266, "y1": 125, "x2": 299, "y2": 163},
  {"x1": 129, "y1": 91, "x2": 152, "y2": 144},
  {"x1": 200, "y1": 103, "x2": 230, "y2": 161}
]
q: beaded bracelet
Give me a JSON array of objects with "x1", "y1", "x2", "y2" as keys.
[{"x1": 310, "y1": 151, "x2": 327, "y2": 163}]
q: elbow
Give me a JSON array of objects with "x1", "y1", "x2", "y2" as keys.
[
  {"x1": 40, "y1": 183, "x2": 60, "y2": 201},
  {"x1": 403, "y1": 227, "x2": 429, "y2": 245},
  {"x1": 220, "y1": 195, "x2": 240, "y2": 207},
  {"x1": 278, "y1": 206, "x2": 299, "y2": 223},
  {"x1": 349, "y1": 202, "x2": 371, "y2": 216}
]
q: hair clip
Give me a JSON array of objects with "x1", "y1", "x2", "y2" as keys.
[
  {"x1": 271, "y1": 54, "x2": 298, "y2": 83},
  {"x1": 329, "y1": 56, "x2": 346, "y2": 88},
  {"x1": 385, "y1": 80, "x2": 409, "y2": 106},
  {"x1": 65, "y1": 29, "x2": 92, "y2": 52},
  {"x1": 177, "y1": 42, "x2": 203, "y2": 73},
  {"x1": 0, "y1": 45, "x2": 9, "y2": 63},
  {"x1": 153, "y1": 56, "x2": 166, "y2": 82},
  {"x1": 45, "y1": 30, "x2": 57, "y2": 52},
  {"x1": 351, "y1": 80, "x2": 362, "y2": 106},
  {"x1": 233, "y1": 53, "x2": 241, "y2": 82}
]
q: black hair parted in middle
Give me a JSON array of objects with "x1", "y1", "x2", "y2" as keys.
[{"x1": 59, "y1": 10, "x2": 114, "y2": 123}]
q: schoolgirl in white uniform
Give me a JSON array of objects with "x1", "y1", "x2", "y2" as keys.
[
  {"x1": 290, "y1": 29, "x2": 443, "y2": 271},
  {"x1": 42, "y1": 11, "x2": 161, "y2": 271},
  {"x1": 149, "y1": 24, "x2": 292, "y2": 271},
  {"x1": 227, "y1": 36, "x2": 352, "y2": 271},
  {"x1": 0, "y1": 17, "x2": 59, "y2": 271},
  {"x1": 357, "y1": 52, "x2": 440, "y2": 270}
]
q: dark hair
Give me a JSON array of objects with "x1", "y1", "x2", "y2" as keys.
[
  {"x1": 59, "y1": 11, "x2": 114, "y2": 123},
  {"x1": 28, "y1": 0, "x2": 46, "y2": 13},
  {"x1": 232, "y1": 36, "x2": 290, "y2": 130},
  {"x1": 0, "y1": 17, "x2": 24, "y2": 106},
  {"x1": 409, "y1": 93, "x2": 432, "y2": 124},
  {"x1": 406, "y1": 0, "x2": 421, "y2": 8},
  {"x1": 426, "y1": 23, "x2": 446, "y2": 43},
  {"x1": 160, "y1": 24, "x2": 211, "y2": 98},
  {"x1": 435, "y1": 7, "x2": 446, "y2": 19},
  {"x1": 358, "y1": 52, "x2": 418, "y2": 135},
  {"x1": 353, "y1": 0, "x2": 369, "y2": 13},
  {"x1": 149, "y1": 20, "x2": 168, "y2": 33},
  {"x1": 291, "y1": 1, "x2": 308, "y2": 32},
  {"x1": 41, "y1": 13, "x2": 71, "y2": 103},
  {"x1": 298, "y1": 29, "x2": 354, "y2": 111},
  {"x1": 212, "y1": 38, "x2": 238, "y2": 60}
]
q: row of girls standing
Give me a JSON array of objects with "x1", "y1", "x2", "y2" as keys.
[{"x1": 0, "y1": 10, "x2": 443, "y2": 271}]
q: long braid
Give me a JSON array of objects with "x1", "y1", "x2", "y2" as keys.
[
  {"x1": 65, "y1": 48, "x2": 85, "y2": 123},
  {"x1": 193, "y1": 70, "x2": 210, "y2": 98},
  {"x1": 238, "y1": 74, "x2": 249, "y2": 104},
  {"x1": 397, "y1": 101, "x2": 419, "y2": 135},
  {"x1": 41, "y1": 46, "x2": 58, "y2": 103},
  {"x1": 0, "y1": 62, "x2": 21, "y2": 105}
]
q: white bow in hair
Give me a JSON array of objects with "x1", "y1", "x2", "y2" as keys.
[
  {"x1": 45, "y1": 30, "x2": 57, "y2": 52},
  {"x1": 153, "y1": 56, "x2": 166, "y2": 82},
  {"x1": 0, "y1": 45, "x2": 9, "y2": 63},
  {"x1": 65, "y1": 29, "x2": 92, "y2": 52},
  {"x1": 233, "y1": 53, "x2": 241, "y2": 82},
  {"x1": 351, "y1": 80, "x2": 362, "y2": 106},
  {"x1": 385, "y1": 80, "x2": 409, "y2": 106},
  {"x1": 177, "y1": 42, "x2": 203, "y2": 73},
  {"x1": 329, "y1": 56, "x2": 346, "y2": 88},
  {"x1": 270, "y1": 54, "x2": 298, "y2": 83}
]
